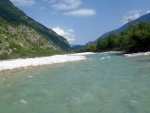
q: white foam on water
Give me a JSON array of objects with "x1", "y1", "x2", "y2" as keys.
[
  {"x1": 107, "y1": 56, "x2": 111, "y2": 59},
  {"x1": 124, "y1": 52, "x2": 150, "y2": 57},
  {"x1": 100, "y1": 57, "x2": 105, "y2": 60},
  {"x1": 131, "y1": 100, "x2": 137, "y2": 103},
  {"x1": 100, "y1": 51, "x2": 123, "y2": 54},
  {"x1": 20, "y1": 99, "x2": 28, "y2": 104},
  {"x1": 100, "y1": 56, "x2": 111, "y2": 60}
]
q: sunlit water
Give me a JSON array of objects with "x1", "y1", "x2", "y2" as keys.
[{"x1": 0, "y1": 53, "x2": 150, "y2": 113}]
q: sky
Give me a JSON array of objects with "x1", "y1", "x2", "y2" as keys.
[{"x1": 10, "y1": 0, "x2": 150, "y2": 45}]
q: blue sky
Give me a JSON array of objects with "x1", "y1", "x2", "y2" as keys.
[{"x1": 10, "y1": 0, "x2": 150, "y2": 45}]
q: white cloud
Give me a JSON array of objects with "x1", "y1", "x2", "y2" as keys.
[
  {"x1": 52, "y1": 0, "x2": 82, "y2": 10},
  {"x1": 67, "y1": 29, "x2": 74, "y2": 32},
  {"x1": 48, "y1": 0, "x2": 96, "y2": 17},
  {"x1": 128, "y1": 10, "x2": 141, "y2": 14},
  {"x1": 52, "y1": 27, "x2": 75, "y2": 43},
  {"x1": 121, "y1": 10, "x2": 141, "y2": 24},
  {"x1": 146, "y1": 10, "x2": 150, "y2": 14},
  {"x1": 10, "y1": 0, "x2": 35, "y2": 6},
  {"x1": 64, "y1": 9, "x2": 96, "y2": 17}
]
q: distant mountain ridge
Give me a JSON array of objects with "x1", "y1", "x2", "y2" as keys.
[
  {"x1": 87, "y1": 13, "x2": 150, "y2": 45},
  {"x1": 0, "y1": 0, "x2": 70, "y2": 59},
  {"x1": 71, "y1": 45, "x2": 85, "y2": 50}
]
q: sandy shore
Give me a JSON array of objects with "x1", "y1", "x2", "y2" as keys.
[
  {"x1": 124, "y1": 52, "x2": 150, "y2": 57},
  {"x1": 0, "y1": 52, "x2": 93, "y2": 71}
]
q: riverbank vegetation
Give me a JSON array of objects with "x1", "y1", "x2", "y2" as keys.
[{"x1": 75, "y1": 21, "x2": 150, "y2": 53}]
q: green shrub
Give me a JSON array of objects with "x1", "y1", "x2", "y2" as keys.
[{"x1": 0, "y1": 52, "x2": 9, "y2": 60}]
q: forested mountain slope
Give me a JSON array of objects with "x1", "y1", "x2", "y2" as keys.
[
  {"x1": 0, "y1": 0, "x2": 70, "y2": 59},
  {"x1": 87, "y1": 13, "x2": 150, "y2": 45}
]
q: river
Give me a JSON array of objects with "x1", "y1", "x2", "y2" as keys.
[{"x1": 0, "y1": 53, "x2": 150, "y2": 113}]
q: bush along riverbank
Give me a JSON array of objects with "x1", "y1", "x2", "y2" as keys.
[{"x1": 74, "y1": 21, "x2": 150, "y2": 54}]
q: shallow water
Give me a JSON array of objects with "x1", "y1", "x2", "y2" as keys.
[{"x1": 0, "y1": 53, "x2": 150, "y2": 113}]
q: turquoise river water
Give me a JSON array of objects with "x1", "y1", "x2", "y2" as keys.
[{"x1": 0, "y1": 53, "x2": 150, "y2": 113}]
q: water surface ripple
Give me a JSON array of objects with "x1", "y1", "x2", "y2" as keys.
[{"x1": 0, "y1": 53, "x2": 150, "y2": 113}]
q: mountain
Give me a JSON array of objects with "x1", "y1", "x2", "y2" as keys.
[
  {"x1": 0, "y1": 0, "x2": 70, "y2": 60},
  {"x1": 71, "y1": 45, "x2": 85, "y2": 50},
  {"x1": 87, "y1": 13, "x2": 150, "y2": 45}
]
